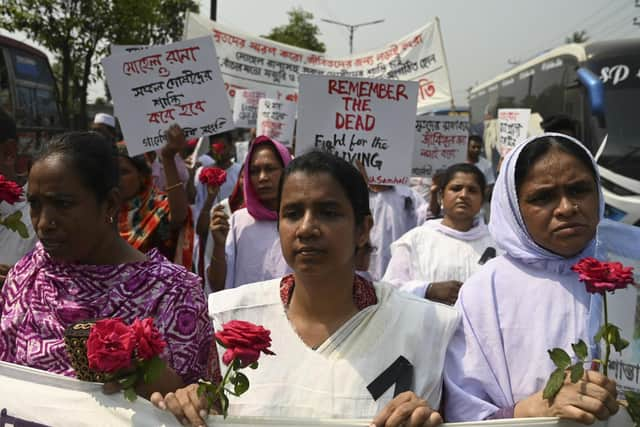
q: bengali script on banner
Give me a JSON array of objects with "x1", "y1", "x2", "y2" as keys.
[{"x1": 183, "y1": 12, "x2": 452, "y2": 113}]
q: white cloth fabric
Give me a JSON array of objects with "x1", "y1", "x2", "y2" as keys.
[
  {"x1": 367, "y1": 186, "x2": 420, "y2": 281},
  {"x1": 208, "y1": 279, "x2": 460, "y2": 418},
  {"x1": 0, "y1": 184, "x2": 37, "y2": 265},
  {"x1": 382, "y1": 219, "x2": 498, "y2": 298},
  {"x1": 469, "y1": 156, "x2": 495, "y2": 186},
  {"x1": 212, "y1": 208, "x2": 290, "y2": 290},
  {"x1": 0, "y1": 361, "x2": 178, "y2": 426}
]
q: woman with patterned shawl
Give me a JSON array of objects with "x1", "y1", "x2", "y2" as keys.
[
  {"x1": 117, "y1": 125, "x2": 194, "y2": 270},
  {"x1": 0, "y1": 131, "x2": 212, "y2": 393}
]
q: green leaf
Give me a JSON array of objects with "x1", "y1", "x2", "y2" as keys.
[
  {"x1": 123, "y1": 387, "x2": 137, "y2": 402},
  {"x1": 570, "y1": 363, "x2": 584, "y2": 383},
  {"x1": 233, "y1": 372, "x2": 249, "y2": 396},
  {"x1": 250, "y1": 361, "x2": 258, "y2": 369},
  {"x1": 118, "y1": 373, "x2": 138, "y2": 389},
  {"x1": 543, "y1": 368, "x2": 566, "y2": 400},
  {"x1": 594, "y1": 324, "x2": 608, "y2": 344},
  {"x1": 572, "y1": 340, "x2": 588, "y2": 361},
  {"x1": 623, "y1": 390, "x2": 640, "y2": 424},
  {"x1": 548, "y1": 348, "x2": 571, "y2": 369},
  {"x1": 143, "y1": 356, "x2": 165, "y2": 384},
  {"x1": 1, "y1": 211, "x2": 28, "y2": 238}
]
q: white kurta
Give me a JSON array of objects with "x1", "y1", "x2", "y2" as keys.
[
  {"x1": 382, "y1": 219, "x2": 498, "y2": 298},
  {"x1": 208, "y1": 279, "x2": 460, "y2": 418},
  {"x1": 367, "y1": 186, "x2": 421, "y2": 281},
  {"x1": 212, "y1": 208, "x2": 290, "y2": 290}
]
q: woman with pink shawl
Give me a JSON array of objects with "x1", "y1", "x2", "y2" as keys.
[{"x1": 207, "y1": 136, "x2": 292, "y2": 291}]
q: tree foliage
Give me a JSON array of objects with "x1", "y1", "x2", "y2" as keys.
[
  {"x1": 263, "y1": 8, "x2": 326, "y2": 53},
  {"x1": 565, "y1": 30, "x2": 589, "y2": 44},
  {"x1": 0, "y1": 0, "x2": 198, "y2": 130}
]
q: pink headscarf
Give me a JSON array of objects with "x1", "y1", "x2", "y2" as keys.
[{"x1": 243, "y1": 136, "x2": 292, "y2": 221}]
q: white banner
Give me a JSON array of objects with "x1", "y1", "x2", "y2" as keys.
[
  {"x1": 296, "y1": 75, "x2": 418, "y2": 185},
  {"x1": 412, "y1": 116, "x2": 469, "y2": 177},
  {"x1": 102, "y1": 36, "x2": 234, "y2": 156},
  {"x1": 183, "y1": 13, "x2": 452, "y2": 113},
  {"x1": 256, "y1": 98, "x2": 296, "y2": 148},
  {"x1": 0, "y1": 361, "x2": 628, "y2": 426},
  {"x1": 498, "y1": 108, "x2": 530, "y2": 156},
  {"x1": 233, "y1": 89, "x2": 267, "y2": 128}
]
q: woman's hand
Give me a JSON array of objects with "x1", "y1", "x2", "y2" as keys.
[
  {"x1": 151, "y1": 383, "x2": 216, "y2": 427},
  {"x1": 162, "y1": 124, "x2": 186, "y2": 159},
  {"x1": 514, "y1": 370, "x2": 618, "y2": 424},
  {"x1": 371, "y1": 391, "x2": 442, "y2": 427},
  {"x1": 425, "y1": 281, "x2": 463, "y2": 305},
  {"x1": 209, "y1": 205, "x2": 230, "y2": 247}
]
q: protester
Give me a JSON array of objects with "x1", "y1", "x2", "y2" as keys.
[
  {"x1": 89, "y1": 113, "x2": 118, "y2": 144},
  {"x1": 145, "y1": 149, "x2": 190, "y2": 192},
  {"x1": 207, "y1": 136, "x2": 292, "y2": 291},
  {"x1": 444, "y1": 133, "x2": 618, "y2": 423},
  {"x1": 383, "y1": 163, "x2": 497, "y2": 305},
  {"x1": 466, "y1": 135, "x2": 495, "y2": 199},
  {"x1": 0, "y1": 110, "x2": 37, "y2": 284},
  {"x1": 0, "y1": 131, "x2": 212, "y2": 389},
  {"x1": 117, "y1": 124, "x2": 194, "y2": 270},
  {"x1": 194, "y1": 132, "x2": 243, "y2": 277},
  {"x1": 151, "y1": 150, "x2": 459, "y2": 426}
]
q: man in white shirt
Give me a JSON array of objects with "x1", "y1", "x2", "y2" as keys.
[
  {"x1": 0, "y1": 110, "x2": 37, "y2": 284},
  {"x1": 467, "y1": 135, "x2": 495, "y2": 222}
]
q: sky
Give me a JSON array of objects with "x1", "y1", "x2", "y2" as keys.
[{"x1": 2, "y1": 0, "x2": 638, "y2": 105}]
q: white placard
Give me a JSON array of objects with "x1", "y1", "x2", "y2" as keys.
[
  {"x1": 498, "y1": 108, "x2": 531, "y2": 156},
  {"x1": 102, "y1": 36, "x2": 233, "y2": 156},
  {"x1": 256, "y1": 98, "x2": 296, "y2": 148},
  {"x1": 235, "y1": 140, "x2": 249, "y2": 165},
  {"x1": 412, "y1": 116, "x2": 469, "y2": 177},
  {"x1": 296, "y1": 75, "x2": 418, "y2": 185},
  {"x1": 233, "y1": 90, "x2": 267, "y2": 128},
  {"x1": 184, "y1": 13, "x2": 452, "y2": 114},
  {"x1": 110, "y1": 44, "x2": 149, "y2": 57}
]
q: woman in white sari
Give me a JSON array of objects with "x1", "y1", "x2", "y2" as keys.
[
  {"x1": 152, "y1": 151, "x2": 460, "y2": 427},
  {"x1": 383, "y1": 163, "x2": 498, "y2": 305}
]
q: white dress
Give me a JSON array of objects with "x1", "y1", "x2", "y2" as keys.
[
  {"x1": 208, "y1": 278, "x2": 460, "y2": 418},
  {"x1": 203, "y1": 208, "x2": 290, "y2": 290},
  {"x1": 0, "y1": 184, "x2": 37, "y2": 265},
  {"x1": 382, "y1": 219, "x2": 498, "y2": 298}
]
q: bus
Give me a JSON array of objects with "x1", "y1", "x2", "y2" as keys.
[
  {"x1": 468, "y1": 38, "x2": 640, "y2": 225},
  {"x1": 0, "y1": 34, "x2": 63, "y2": 175}
]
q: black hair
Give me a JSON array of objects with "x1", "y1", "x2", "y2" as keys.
[
  {"x1": 277, "y1": 150, "x2": 371, "y2": 226},
  {"x1": 468, "y1": 134, "x2": 483, "y2": 145},
  {"x1": 0, "y1": 108, "x2": 17, "y2": 144},
  {"x1": 440, "y1": 163, "x2": 486, "y2": 200},
  {"x1": 210, "y1": 131, "x2": 233, "y2": 145},
  {"x1": 115, "y1": 142, "x2": 152, "y2": 176},
  {"x1": 540, "y1": 114, "x2": 578, "y2": 137},
  {"x1": 515, "y1": 135, "x2": 597, "y2": 195},
  {"x1": 36, "y1": 131, "x2": 119, "y2": 202}
]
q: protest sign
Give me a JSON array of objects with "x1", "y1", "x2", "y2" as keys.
[
  {"x1": 235, "y1": 140, "x2": 250, "y2": 165},
  {"x1": 110, "y1": 44, "x2": 149, "y2": 57},
  {"x1": 256, "y1": 98, "x2": 296, "y2": 147},
  {"x1": 233, "y1": 90, "x2": 267, "y2": 127},
  {"x1": 102, "y1": 36, "x2": 233, "y2": 156},
  {"x1": 296, "y1": 75, "x2": 418, "y2": 185},
  {"x1": 184, "y1": 13, "x2": 452, "y2": 114},
  {"x1": 498, "y1": 108, "x2": 530, "y2": 156},
  {"x1": 412, "y1": 116, "x2": 469, "y2": 177}
]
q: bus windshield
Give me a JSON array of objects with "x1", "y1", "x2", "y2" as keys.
[{"x1": 591, "y1": 57, "x2": 640, "y2": 181}]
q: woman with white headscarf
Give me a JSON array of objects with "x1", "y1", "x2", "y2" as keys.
[{"x1": 443, "y1": 134, "x2": 619, "y2": 424}]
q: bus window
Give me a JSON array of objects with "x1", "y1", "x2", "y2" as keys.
[
  {"x1": 15, "y1": 85, "x2": 36, "y2": 127},
  {"x1": 36, "y1": 88, "x2": 60, "y2": 128},
  {"x1": 0, "y1": 50, "x2": 11, "y2": 114}
]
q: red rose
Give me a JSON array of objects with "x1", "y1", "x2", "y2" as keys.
[
  {"x1": 215, "y1": 320, "x2": 275, "y2": 367},
  {"x1": 0, "y1": 175, "x2": 23, "y2": 205},
  {"x1": 212, "y1": 142, "x2": 225, "y2": 156},
  {"x1": 199, "y1": 167, "x2": 227, "y2": 187},
  {"x1": 131, "y1": 318, "x2": 166, "y2": 360},
  {"x1": 86, "y1": 318, "x2": 136, "y2": 373},
  {"x1": 572, "y1": 257, "x2": 635, "y2": 295}
]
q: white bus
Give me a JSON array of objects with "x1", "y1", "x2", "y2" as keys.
[{"x1": 469, "y1": 39, "x2": 640, "y2": 225}]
